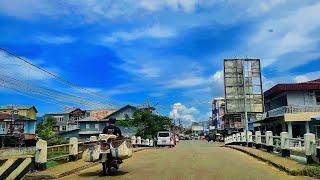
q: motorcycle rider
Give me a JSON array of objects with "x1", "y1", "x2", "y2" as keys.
[
  {"x1": 102, "y1": 117, "x2": 122, "y2": 137},
  {"x1": 101, "y1": 117, "x2": 123, "y2": 175}
]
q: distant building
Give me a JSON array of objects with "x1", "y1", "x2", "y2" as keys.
[
  {"x1": 43, "y1": 108, "x2": 87, "y2": 133},
  {"x1": 257, "y1": 79, "x2": 320, "y2": 137},
  {"x1": 0, "y1": 105, "x2": 38, "y2": 146},
  {"x1": 191, "y1": 122, "x2": 205, "y2": 136},
  {"x1": 78, "y1": 105, "x2": 138, "y2": 141},
  {"x1": 212, "y1": 98, "x2": 226, "y2": 130}
]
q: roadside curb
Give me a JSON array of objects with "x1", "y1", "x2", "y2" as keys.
[
  {"x1": 225, "y1": 145, "x2": 319, "y2": 179},
  {"x1": 25, "y1": 147, "x2": 150, "y2": 179}
]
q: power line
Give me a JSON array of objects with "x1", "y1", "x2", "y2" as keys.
[
  {"x1": 0, "y1": 73, "x2": 110, "y2": 109},
  {"x1": 0, "y1": 47, "x2": 112, "y2": 104}
]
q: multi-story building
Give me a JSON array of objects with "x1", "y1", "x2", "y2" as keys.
[
  {"x1": 0, "y1": 105, "x2": 38, "y2": 146},
  {"x1": 212, "y1": 98, "x2": 226, "y2": 130},
  {"x1": 44, "y1": 108, "x2": 87, "y2": 133},
  {"x1": 78, "y1": 105, "x2": 137, "y2": 141},
  {"x1": 259, "y1": 79, "x2": 320, "y2": 137}
]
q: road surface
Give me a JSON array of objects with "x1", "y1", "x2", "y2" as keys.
[{"x1": 62, "y1": 141, "x2": 310, "y2": 180}]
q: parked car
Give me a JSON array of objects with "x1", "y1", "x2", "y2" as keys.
[{"x1": 157, "y1": 131, "x2": 175, "y2": 147}]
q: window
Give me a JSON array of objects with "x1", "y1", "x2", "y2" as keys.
[
  {"x1": 86, "y1": 124, "x2": 90, "y2": 129},
  {"x1": 95, "y1": 124, "x2": 99, "y2": 130},
  {"x1": 59, "y1": 117, "x2": 64, "y2": 122},
  {"x1": 158, "y1": 132, "x2": 170, "y2": 137},
  {"x1": 62, "y1": 126, "x2": 66, "y2": 131},
  {"x1": 316, "y1": 91, "x2": 320, "y2": 105}
]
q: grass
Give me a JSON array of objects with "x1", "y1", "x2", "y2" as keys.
[
  {"x1": 47, "y1": 150, "x2": 68, "y2": 159},
  {"x1": 47, "y1": 160, "x2": 60, "y2": 168},
  {"x1": 298, "y1": 165, "x2": 320, "y2": 178}
]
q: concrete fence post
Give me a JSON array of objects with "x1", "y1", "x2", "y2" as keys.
[
  {"x1": 255, "y1": 131, "x2": 262, "y2": 149},
  {"x1": 35, "y1": 139, "x2": 47, "y2": 170},
  {"x1": 280, "y1": 132, "x2": 290, "y2": 157},
  {"x1": 304, "y1": 133, "x2": 316, "y2": 164},
  {"x1": 247, "y1": 131, "x2": 253, "y2": 147},
  {"x1": 241, "y1": 132, "x2": 246, "y2": 146},
  {"x1": 236, "y1": 133, "x2": 241, "y2": 144},
  {"x1": 149, "y1": 139, "x2": 154, "y2": 147},
  {"x1": 145, "y1": 139, "x2": 150, "y2": 146},
  {"x1": 137, "y1": 136, "x2": 142, "y2": 146},
  {"x1": 69, "y1": 137, "x2": 78, "y2": 161},
  {"x1": 131, "y1": 136, "x2": 137, "y2": 147},
  {"x1": 265, "y1": 131, "x2": 273, "y2": 152}
]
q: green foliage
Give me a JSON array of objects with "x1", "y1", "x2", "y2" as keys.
[
  {"x1": 116, "y1": 120, "x2": 132, "y2": 127},
  {"x1": 301, "y1": 165, "x2": 320, "y2": 177},
  {"x1": 36, "y1": 116, "x2": 61, "y2": 145},
  {"x1": 129, "y1": 110, "x2": 172, "y2": 139},
  {"x1": 185, "y1": 129, "x2": 192, "y2": 135}
]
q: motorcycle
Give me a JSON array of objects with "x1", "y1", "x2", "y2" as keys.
[{"x1": 98, "y1": 134, "x2": 124, "y2": 176}]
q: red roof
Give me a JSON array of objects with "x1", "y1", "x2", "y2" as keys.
[{"x1": 264, "y1": 78, "x2": 320, "y2": 99}]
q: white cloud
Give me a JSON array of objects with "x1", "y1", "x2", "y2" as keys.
[
  {"x1": 139, "y1": 0, "x2": 198, "y2": 13},
  {"x1": 294, "y1": 75, "x2": 310, "y2": 83},
  {"x1": 36, "y1": 35, "x2": 76, "y2": 44},
  {"x1": 0, "y1": 52, "x2": 56, "y2": 80},
  {"x1": 165, "y1": 75, "x2": 207, "y2": 89},
  {"x1": 246, "y1": 0, "x2": 287, "y2": 16},
  {"x1": 102, "y1": 24, "x2": 176, "y2": 43},
  {"x1": 169, "y1": 102, "x2": 199, "y2": 122},
  {"x1": 119, "y1": 61, "x2": 161, "y2": 79},
  {"x1": 248, "y1": 2, "x2": 320, "y2": 69},
  {"x1": 209, "y1": 70, "x2": 223, "y2": 83}
]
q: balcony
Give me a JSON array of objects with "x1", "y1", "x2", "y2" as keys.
[{"x1": 267, "y1": 105, "x2": 320, "y2": 121}]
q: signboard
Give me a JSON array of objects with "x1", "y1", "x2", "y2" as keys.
[
  {"x1": 224, "y1": 59, "x2": 264, "y2": 113},
  {"x1": 192, "y1": 125, "x2": 204, "y2": 131}
]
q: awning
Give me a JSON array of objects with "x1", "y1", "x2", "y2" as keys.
[{"x1": 253, "y1": 116, "x2": 284, "y2": 124}]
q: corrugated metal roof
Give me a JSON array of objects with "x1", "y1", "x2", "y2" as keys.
[
  {"x1": 264, "y1": 78, "x2": 320, "y2": 98},
  {"x1": 0, "y1": 105, "x2": 38, "y2": 112}
]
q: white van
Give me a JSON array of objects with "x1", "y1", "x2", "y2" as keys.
[{"x1": 157, "y1": 131, "x2": 174, "y2": 147}]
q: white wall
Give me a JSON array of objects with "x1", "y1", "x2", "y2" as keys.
[{"x1": 287, "y1": 91, "x2": 316, "y2": 106}]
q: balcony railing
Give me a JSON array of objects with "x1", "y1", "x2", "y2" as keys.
[{"x1": 268, "y1": 105, "x2": 320, "y2": 117}]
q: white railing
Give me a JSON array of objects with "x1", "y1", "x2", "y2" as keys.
[
  {"x1": 35, "y1": 136, "x2": 154, "y2": 170},
  {"x1": 224, "y1": 131, "x2": 317, "y2": 164},
  {"x1": 267, "y1": 105, "x2": 320, "y2": 117}
]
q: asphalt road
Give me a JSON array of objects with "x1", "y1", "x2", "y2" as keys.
[{"x1": 61, "y1": 140, "x2": 310, "y2": 180}]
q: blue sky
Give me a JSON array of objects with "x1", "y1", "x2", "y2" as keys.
[{"x1": 0, "y1": 0, "x2": 320, "y2": 125}]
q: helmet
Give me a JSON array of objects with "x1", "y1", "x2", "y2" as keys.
[{"x1": 108, "y1": 117, "x2": 116, "y2": 124}]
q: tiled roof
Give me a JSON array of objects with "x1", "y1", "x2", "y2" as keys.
[{"x1": 264, "y1": 78, "x2": 320, "y2": 99}]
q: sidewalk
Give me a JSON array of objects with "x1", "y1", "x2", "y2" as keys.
[
  {"x1": 226, "y1": 145, "x2": 318, "y2": 178},
  {"x1": 25, "y1": 147, "x2": 150, "y2": 179}
]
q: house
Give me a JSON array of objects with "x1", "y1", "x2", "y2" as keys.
[
  {"x1": 78, "y1": 105, "x2": 138, "y2": 141},
  {"x1": 212, "y1": 98, "x2": 226, "y2": 130},
  {"x1": 87, "y1": 109, "x2": 117, "y2": 120},
  {"x1": 257, "y1": 79, "x2": 320, "y2": 137},
  {"x1": 191, "y1": 122, "x2": 204, "y2": 136},
  {"x1": 43, "y1": 108, "x2": 87, "y2": 133},
  {"x1": 0, "y1": 105, "x2": 38, "y2": 146}
]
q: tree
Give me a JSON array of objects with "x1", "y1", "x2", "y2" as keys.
[
  {"x1": 129, "y1": 110, "x2": 172, "y2": 139},
  {"x1": 36, "y1": 117, "x2": 60, "y2": 145}
]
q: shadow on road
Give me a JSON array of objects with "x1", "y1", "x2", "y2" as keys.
[{"x1": 78, "y1": 170, "x2": 128, "y2": 177}]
